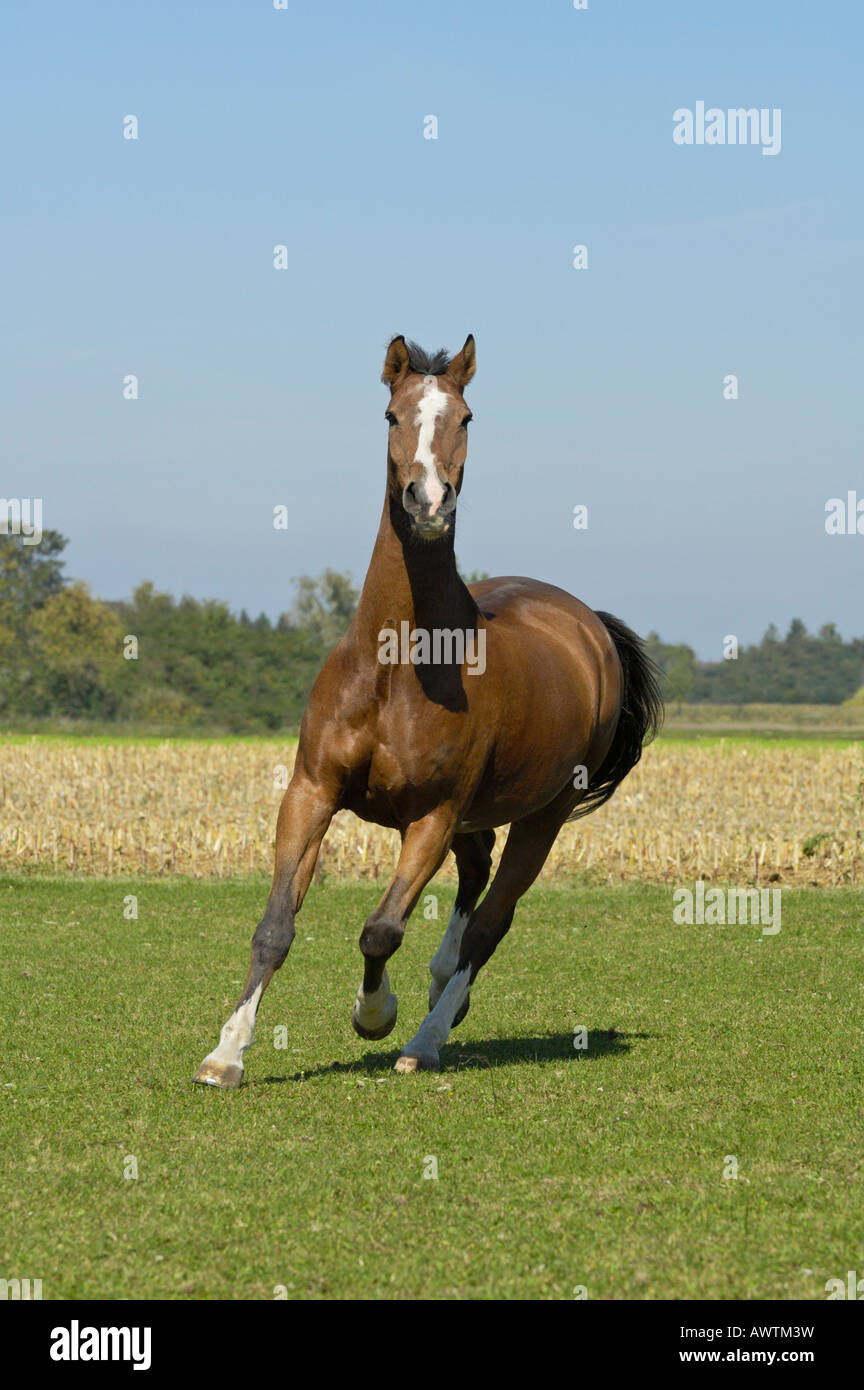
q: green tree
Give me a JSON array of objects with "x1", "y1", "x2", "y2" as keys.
[
  {"x1": 32, "y1": 582, "x2": 127, "y2": 716},
  {"x1": 665, "y1": 645, "x2": 696, "y2": 708},
  {"x1": 0, "y1": 527, "x2": 67, "y2": 621},
  {"x1": 284, "y1": 569, "x2": 358, "y2": 649},
  {"x1": 0, "y1": 529, "x2": 69, "y2": 714}
]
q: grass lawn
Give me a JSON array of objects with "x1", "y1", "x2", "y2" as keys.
[{"x1": 1, "y1": 876, "x2": 861, "y2": 1300}]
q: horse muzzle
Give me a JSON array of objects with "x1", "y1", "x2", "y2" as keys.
[{"x1": 402, "y1": 479, "x2": 456, "y2": 539}]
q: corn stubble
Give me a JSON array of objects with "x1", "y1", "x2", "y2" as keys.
[{"x1": 1, "y1": 741, "x2": 861, "y2": 886}]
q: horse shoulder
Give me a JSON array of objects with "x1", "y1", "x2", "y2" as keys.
[{"x1": 294, "y1": 638, "x2": 378, "y2": 787}]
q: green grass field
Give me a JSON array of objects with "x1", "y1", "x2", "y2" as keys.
[{"x1": 2, "y1": 875, "x2": 861, "y2": 1300}]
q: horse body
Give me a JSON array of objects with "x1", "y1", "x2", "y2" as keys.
[
  {"x1": 306, "y1": 571, "x2": 621, "y2": 834},
  {"x1": 193, "y1": 335, "x2": 661, "y2": 1088},
  {"x1": 452, "y1": 576, "x2": 622, "y2": 828}
]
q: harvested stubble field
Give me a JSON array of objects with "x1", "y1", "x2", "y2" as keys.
[{"x1": 1, "y1": 736, "x2": 862, "y2": 886}]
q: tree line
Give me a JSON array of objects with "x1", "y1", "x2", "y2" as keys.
[
  {"x1": 0, "y1": 531, "x2": 355, "y2": 731},
  {"x1": 1, "y1": 530, "x2": 861, "y2": 731},
  {"x1": 646, "y1": 624, "x2": 864, "y2": 706}
]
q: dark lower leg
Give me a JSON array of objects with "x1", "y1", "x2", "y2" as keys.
[
  {"x1": 429, "y1": 829, "x2": 496, "y2": 1016},
  {"x1": 353, "y1": 809, "x2": 458, "y2": 1039},
  {"x1": 396, "y1": 813, "x2": 563, "y2": 1072}
]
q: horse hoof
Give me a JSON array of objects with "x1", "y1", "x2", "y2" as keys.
[
  {"x1": 193, "y1": 1058, "x2": 243, "y2": 1089},
  {"x1": 352, "y1": 996, "x2": 397, "y2": 1040},
  {"x1": 394, "y1": 1051, "x2": 439, "y2": 1073}
]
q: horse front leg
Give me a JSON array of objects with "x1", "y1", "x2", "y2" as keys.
[
  {"x1": 192, "y1": 776, "x2": 335, "y2": 1089},
  {"x1": 352, "y1": 809, "x2": 457, "y2": 1041}
]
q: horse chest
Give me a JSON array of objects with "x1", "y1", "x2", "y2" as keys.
[{"x1": 346, "y1": 738, "x2": 462, "y2": 827}]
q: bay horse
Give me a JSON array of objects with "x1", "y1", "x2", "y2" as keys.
[{"x1": 193, "y1": 334, "x2": 662, "y2": 1087}]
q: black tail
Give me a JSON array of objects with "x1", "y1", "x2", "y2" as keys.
[{"x1": 568, "y1": 612, "x2": 664, "y2": 821}]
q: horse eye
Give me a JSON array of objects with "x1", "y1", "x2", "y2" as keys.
[
  {"x1": 461, "y1": 414, "x2": 473, "y2": 427},
  {"x1": 385, "y1": 412, "x2": 398, "y2": 426}
]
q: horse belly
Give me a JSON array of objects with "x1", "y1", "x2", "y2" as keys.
[
  {"x1": 456, "y1": 736, "x2": 589, "y2": 830},
  {"x1": 458, "y1": 676, "x2": 604, "y2": 829}
]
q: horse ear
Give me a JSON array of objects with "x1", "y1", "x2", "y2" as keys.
[
  {"x1": 447, "y1": 334, "x2": 476, "y2": 389},
  {"x1": 381, "y1": 335, "x2": 411, "y2": 389}
]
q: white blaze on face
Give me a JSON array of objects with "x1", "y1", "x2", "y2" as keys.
[{"x1": 413, "y1": 375, "x2": 447, "y2": 513}]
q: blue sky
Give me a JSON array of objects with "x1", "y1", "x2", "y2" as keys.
[{"x1": 2, "y1": 0, "x2": 861, "y2": 657}]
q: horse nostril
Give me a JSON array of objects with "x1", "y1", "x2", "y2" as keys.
[{"x1": 403, "y1": 478, "x2": 455, "y2": 522}]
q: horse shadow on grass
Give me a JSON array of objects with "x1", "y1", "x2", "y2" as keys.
[{"x1": 258, "y1": 1029, "x2": 655, "y2": 1086}]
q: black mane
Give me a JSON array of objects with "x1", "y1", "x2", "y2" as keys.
[{"x1": 404, "y1": 340, "x2": 451, "y2": 375}]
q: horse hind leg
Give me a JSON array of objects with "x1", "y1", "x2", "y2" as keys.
[
  {"x1": 428, "y1": 829, "x2": 495, "y2": 1018},
  {"x1": 396, "y1": 897, "x2": 517, "y2": 1073},
  {"x1": 396, "y1": 808, "x2": 563, "y2": 1073}
]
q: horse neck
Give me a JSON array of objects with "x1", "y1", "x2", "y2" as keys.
[{"x1": 353, "y1": 492, "x2": 477, "y2": 644}]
